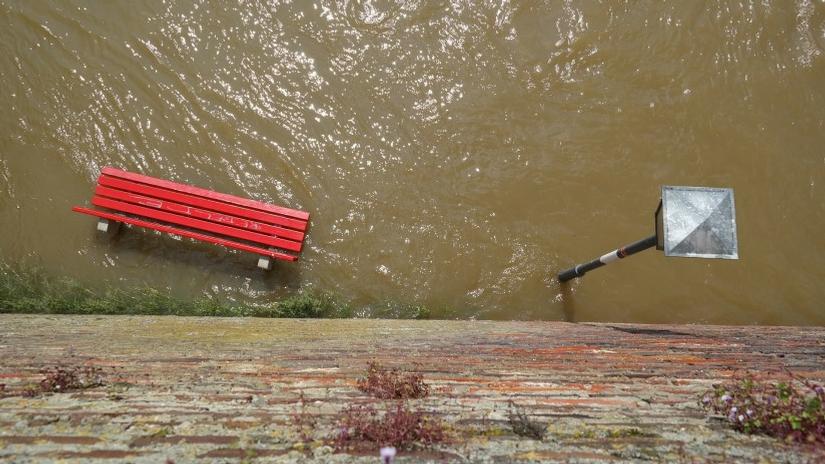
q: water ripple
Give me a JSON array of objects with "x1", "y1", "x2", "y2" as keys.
[{"x1": 1, "y1": 0, "x2": 824, "y2": 323}]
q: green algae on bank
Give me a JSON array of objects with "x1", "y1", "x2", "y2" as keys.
[
  {"x1": 0, "y1": 263, "x2": 442, "y2": 319},
  {"x1": 0, "y1": 263, "x2": 350, "y2": 319}
]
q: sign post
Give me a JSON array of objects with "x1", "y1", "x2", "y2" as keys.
[{"x1": 558, "y1": 186, "x2": 738, "y2": 283}]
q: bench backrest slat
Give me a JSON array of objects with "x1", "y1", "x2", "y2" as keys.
[
  {"x1": 98, "y1": 174, "x2": 308, "y2": 232},
  {"x1": 102, "y1": 167, "x2": 310, "y2": 222},
  {"x1": 92, "y1": 195, "x2": 303, "y2": 252},
  {"x1": 94, "y1": 185, "x2": 305, "y2": 242}
]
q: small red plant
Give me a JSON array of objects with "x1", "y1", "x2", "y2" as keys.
[
  {"x1": 357, "y1": 362, "x2": 429, "y2": 400},
  {"x1": 334, "y1": 402, "x2": 446, "y2": 451},
  {"x1": 701, "y1": 372, "x2": 825, "y2": 446},
  {"x1": 22, "y1": 366, "x2": 105, "y2": 396}
]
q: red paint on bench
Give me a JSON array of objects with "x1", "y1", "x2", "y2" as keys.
[{"x1": 72, "y1": 168, "x2": 309, "y2": 263}]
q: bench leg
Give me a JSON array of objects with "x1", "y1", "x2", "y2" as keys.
[
  {"x1": 257, "y1": 256, "x2": 274, "y2": 271},
  {"x1": 96, "y1": 218, "x2": 121, "y2": 235}
]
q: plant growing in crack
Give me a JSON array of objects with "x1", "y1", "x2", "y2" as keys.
[
  {"x1": 507, "y1": 401, "x2": 546, "y2": 440},
  {"x1": 700, "y1": 371, "x2": 825, "y2": 446},
  {"x1": 357, "y1": 361, "x2": 430, "y2": 400},
  {"x1": 334, "y1": 401, "x2": 447, "y2": 451},
  {"x1": 20, "y1": 365, "x2": 105, "y2": 397},
  {"x1": 290, "y1": 391, "x2": 318, "y2": 453}
]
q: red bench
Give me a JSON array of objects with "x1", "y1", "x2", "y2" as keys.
[{"x1": 72, "y1": 167, "x2": 309, "y2": 269}]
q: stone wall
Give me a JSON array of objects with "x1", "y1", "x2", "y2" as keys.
[{"x1": 1, "y1": 315, "x2": 824, "y2": 463}]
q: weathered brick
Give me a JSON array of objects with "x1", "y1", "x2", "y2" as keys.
[
  {"x1": 130, "y1": 435, "x2": 239, "y2": 447},
  {"x1": 0, "y1": 435, "x2": 100, "y2": 445},
  {"x1": 199, "y1": 448, "x2": 287, "y2": 458},
  {"x1": 55, "y1": 450, "x2": 141, "y2": 459},
  {"x1": 1, "y1": 315, "x2": 824, "y2": 463}
]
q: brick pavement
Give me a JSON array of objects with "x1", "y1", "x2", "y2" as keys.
[{"x1": 1, "y1": 315, "x2": 824, "y2": 463}]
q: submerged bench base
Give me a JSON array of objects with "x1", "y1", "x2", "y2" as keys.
[
  {"x1": 90, "y1": 214, "x2": 280, "y2": 269},
  {"x1": 257, "y1": 256, "x2": 275, "y2": 271},
  {"x1": 95, "y1": 218, "x2": 120, "y2": 235},
  {"x1": 74, "y1": 206, "x2": 298, "y2": 264}
]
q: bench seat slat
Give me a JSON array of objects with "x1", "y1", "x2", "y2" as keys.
[
  {"x1": 95, "y1": 185, "x2": 305, "y2": 242},
  {"x1": 99, "y1": 175, "x2": 308, "y2": 232},
  {"x1": 72, "y1": 207, "x2": 297, "y2": 261},
  {"x1": 91, "y1": 196, "x2": 303, "y2": 252},
  {"x1": 102, "y1": 167, "x2": 309, "y2": 221}
]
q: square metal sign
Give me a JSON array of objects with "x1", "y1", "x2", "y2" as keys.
[{"x1": 660, "y1": 186, "x2": 738, "y2": 259}]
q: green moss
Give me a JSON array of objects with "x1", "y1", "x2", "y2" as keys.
[
  {"x1": 482, "y1": 427, "x2": 508, "y2": 437},
  {"x1": 0, "y1": 263, "x2": 350, "y2": 319},
  {"x1": 150, "y1": 427, "x2": 173, "y2": 438},
  {"x1": 605, "y1": 427, "x2": 656, "y2": 438},
  {"x1": 570, "y1": 427, "x2": 597, "y2": 439}
]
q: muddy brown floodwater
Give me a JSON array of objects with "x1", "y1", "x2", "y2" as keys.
[{"x1": 1, "y1": 1, "x2": 824, "y2": 324}]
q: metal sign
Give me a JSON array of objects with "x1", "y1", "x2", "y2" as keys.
[
  {"x1": 659, "y1": 186, "x2": 738, "y2": 259},
  {"x1": 559, "y1": 185, "x2": 740, "y2": 283}
]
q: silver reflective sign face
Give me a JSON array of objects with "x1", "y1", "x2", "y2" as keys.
[{"x1": 662, "y1": 186, "x2": 738, "y2": 259}]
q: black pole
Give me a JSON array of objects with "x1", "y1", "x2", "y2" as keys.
[{"x1": 558, "y1": 235, "x2": 657, "y2": 283}]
